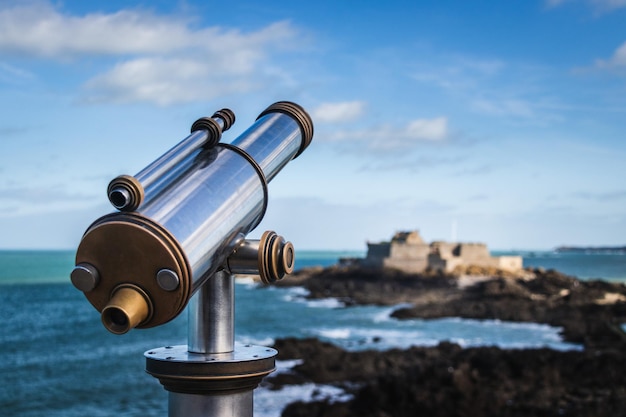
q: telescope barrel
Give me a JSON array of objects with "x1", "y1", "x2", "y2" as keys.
[
  {"x1": 72, "y1": 101, "x2": 313, "y2": 334},
  {"x1": 139, "y1": 102, "x2": 310, "y2": 288},
  {"x1": 108, "y1": 109, "x2": 236, "y2": 211},
  {"x1": 232, "y1": 101, "x2": 314, "y2": 181}
]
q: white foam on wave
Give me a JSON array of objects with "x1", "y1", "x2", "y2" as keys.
[
  {"x1": 306, "y1": 298, "x2": 346, "y2": 309},
  {"x1": 314, "y1": 328, "x2": 352, "y2": 339},
  {"x1": 275, "y1": 359, "x2": 304, "y2": 373},
  {"x1": 373, "y1": 303, "x2": 414, "y2": 323},
  {"x1": 237, "y1": 335, "x2": 275, "y2": 347},
  {"x1": 305, "y1": 316, "x2": 583, "y2": 352},
  {"x1": 281, "y1": 286, "x2": 310, "y2": 302},
  {"x1": 279, "y1": 286, "x2": 346, "y2": 308},
  {"x1": 429, "y1": 318, "x2": 582, "y2": 351},
  {"x1": 254, "y1": 383, "x2": 353, "y2": 417},
  {"x1": 309, "y1": 325, "x2": 437, "y2": 350},
  {"x1": 256, "y1": 355, "x2": 351, "y2": 417}
]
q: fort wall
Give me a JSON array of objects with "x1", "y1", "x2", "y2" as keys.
[{"x1": 360, "y1": 230, "x2": 522, "y2": 274}]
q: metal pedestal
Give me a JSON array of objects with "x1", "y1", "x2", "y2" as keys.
[{"x1": 146, "y1": 271, "x2": 277, "y2": 417}]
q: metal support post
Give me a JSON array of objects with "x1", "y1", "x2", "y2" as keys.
[
  {"x1": 188, "y1": 270, "x2": 235, "y2": 354},
  {"x1": 146, "y1": 265, "x2": 279, "y2": 417}
]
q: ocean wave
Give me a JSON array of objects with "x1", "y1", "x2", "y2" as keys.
[
  {"x1": 255, "y1": 383, "x2": 352, "y2": 417},
  {"x1": 313, "y1": 328, "x2": 352, "y2": 339},
  {"x1": 238, "y1": 335, "x2": 276, "y2": 347},
  {"x1": 373, "y1": 303, "x2": 414, "y2": 323},
  {"x1": 275, "y1": 359, "x2": 304, "y2": 373},
  {"x1": 279, "y1": 286, "x2": 346, "y2": 308},
  {"x1": 281, "y1": 286, "x2": 310, "y2": 302},
  {"x1": 305, "y1": 317, "x2": 583, "y2": 352},
  {"x1": 305, "y1": 298, "x2": 346, "y2": 309}
]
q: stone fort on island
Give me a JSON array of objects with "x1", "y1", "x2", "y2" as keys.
[{"x1": 357, "y1": 230, "x2": 522, "y2": 273}]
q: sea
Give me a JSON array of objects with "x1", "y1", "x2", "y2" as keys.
[{"x1": 1, "y1": 249, "x2": 625, "y2": 417}]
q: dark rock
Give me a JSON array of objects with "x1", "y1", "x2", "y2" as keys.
[
  {"x1": 270, "y1": 338, "x2": 626, "y2": 417},
  {"x1": 278, "y1": 266, "x2": 626, "y2": 349},
  {"x1": 264, "y1": 266, "x2": 626, "y2": 416}
]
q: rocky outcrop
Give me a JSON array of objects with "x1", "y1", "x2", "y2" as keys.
[
  {"x1": 267, "y1": 338, "x2": 626, "y2": 417},
  {"x1": 267, "y1": 265, "x2": 626, "y2": 416},
  {"x1": 275, "y1": 266, "x2": 626, "y2": 349}
]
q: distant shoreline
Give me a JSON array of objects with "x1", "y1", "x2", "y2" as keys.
[{"x1": 555, "y1": 245, "x2": 626, "y2": 254}]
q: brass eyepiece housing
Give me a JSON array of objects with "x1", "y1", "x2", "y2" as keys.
[
  {"x1": 101, "y1": 285, "x2": 152, "y2": 335},
  {"x1": 107, "y1": 175, "x2": 144, "y2": 212},
  {"x1": 258, "y1": 231, "x2": 294, "y2": 284},
  {"x1": 74, "y1": 213, "x2": 191, "y2": 334},
  {"x1": 227, "y1": 231, "x2": 294, "y2": 284}
]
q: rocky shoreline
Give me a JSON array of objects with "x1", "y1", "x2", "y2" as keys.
[{"x1": 266, "y1": 265, "x2": 626, "y2": 416}]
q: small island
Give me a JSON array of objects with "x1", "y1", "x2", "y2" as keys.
[
  {"x1": 265, "y1": 231, "x2": 626, "y2": 417},
  {"x1": 340, "y1": 230, "x2": 523, "y2": 273}
]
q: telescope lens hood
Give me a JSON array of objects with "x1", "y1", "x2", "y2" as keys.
[{"x1": 257, "y1": 101, "x2": 313, "y2": 159}]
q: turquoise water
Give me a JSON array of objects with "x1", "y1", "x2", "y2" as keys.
[
  {"x1": 0, "y1": 250, "x2": 75, "y2": 284},
  {"x1": 2, "y1": 249, "x2": 625, "y2": 285},
  {"x1": 1, "y1": 249, "x2": 624, "y2": 416},
  {"x1": 0, "y1": 250, "x2": 364, "y2": 285},
  {"x1": 520, "y1": 251, "x2": 626, "y2": 282}
]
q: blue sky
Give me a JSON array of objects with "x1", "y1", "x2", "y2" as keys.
[{"x1": 0, "y1": 0, "x2": 625, "y2": 250}]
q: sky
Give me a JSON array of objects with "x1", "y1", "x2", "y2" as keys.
[{"x1": 0, "y1": 0, "x2": 625, "y2": 251}]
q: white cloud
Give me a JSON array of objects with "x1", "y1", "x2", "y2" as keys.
[
  {"x1": 546, "y1": 0, "x2": 626, "y2": 11},
  {"x1": 0, "y1": 183, "x2": 97, "y2": 217},
  {"x1": 84, "y1": 57, "x2": 259, "y2": 105},
  {"x1": 0, "y1": 2, "x2": 303, "y2": 105},
  {"x1": 405, "y1": 117, "x2": 448, "y2": 141},
  {"x1": 0, "y1": 2, "x2": 297, "y2": 58},
  {"x1": 412, "y1": 56, "x2": 504, "y2": 92},
  {"x1": 327, "y1": 116, "x2": 449, "y2": 152},
  {"x1": 595, "y1": 41, "x2": 626, "y2": 70},
  {"x1": 0, "y1": 61, "x2": 34, "y2": 79},
  {"x1": 0, "y1": 3, "x2": 192, "y2": 57},
  {"x1": 255, "y1": 196, "x2": 456, "y2": 250},
  {"x1": 361, "y1": 155, "x2": 466, "y2": 173},
  {"x1": 545, "y1": 0, "x2": 569, "y2": 6},
  {"x1": 311, "y1": 101, "x2": 366, "y2": 123},
  {"x1": 590, "y1": 0, "x2": 626, "y2": 11},
  {"x1": 412, "y1": 53, "x2": 568, "y2": 124},
  {"x1": 471, "y1": 98, "x2": 535, "y2": 118}
]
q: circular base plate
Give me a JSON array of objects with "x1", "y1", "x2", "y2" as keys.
[{"x1": 145, "y1": 343, "x2": 277, "y2": 394}]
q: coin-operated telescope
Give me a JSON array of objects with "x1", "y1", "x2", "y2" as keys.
[{"x1": 71, "y1": 101, "x2": 313, "y2": 417}]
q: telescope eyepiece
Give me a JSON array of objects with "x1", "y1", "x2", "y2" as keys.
[
  {"x1": 107, "y1": 308, "x2": 129, "y2": 327},
  {"x1": 101, "y1": 286, "x2": 152, "y2": 335},
  {"x1": 109, "y1": 187, "x2": 131, "y2": 210},
  {"x1": 212, "y1": 108, "x2": 236, "y2": 131},
  {"x1": 225, "y1": 231, "x2": 294, "y2": 284},
  {"x1": 107, "y1": 175, "x2": 144, "y2": 212},
  {"x1": 191, "y1": 108, "x2": 236, "y2": 148},
  {"x1": 258, "y1": 231, "x2": 295, "y2": 284}
]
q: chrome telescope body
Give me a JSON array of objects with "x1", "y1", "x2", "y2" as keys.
[
  {"x1": 71, "y1": 101, "x2": 313, "y2": 335},
  {"x1": 108, "y1": 109, "x2": 236, "y2": 212}
]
